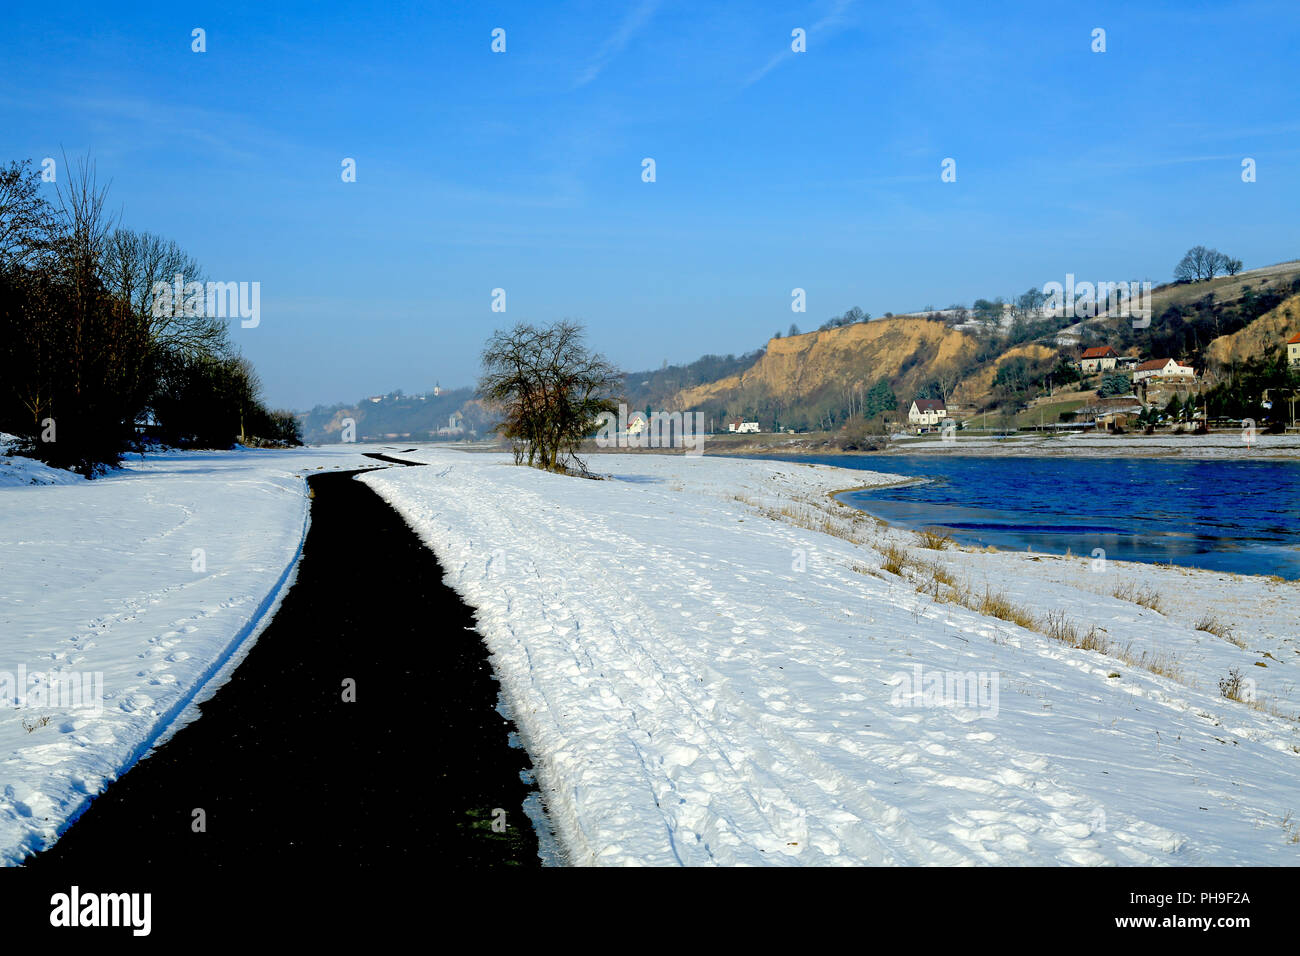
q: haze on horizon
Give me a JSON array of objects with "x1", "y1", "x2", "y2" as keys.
[{"x1": 3, "y1": 0, "x2": 1297, "y2": 410}]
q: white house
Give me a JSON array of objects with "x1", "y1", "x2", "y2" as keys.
[
  {"x1": 1132, "y1": 358, "x2": 1195, "y2": 384},
  {"x1": 908, "y1": 398, "x2": 948, "y2": 428},
  {"x1": 436, "y1": 411, "x2": 466, "y2": 437},
  {"x1": 1078, "y1": 346, "x2": 1119, "y2": 373},
  {"x1": 727, "y1": 420, "x2": 760, "y2": 433},
  {"x1": 1288, "y1": 331, "x2": 1300, "y2": 367}
]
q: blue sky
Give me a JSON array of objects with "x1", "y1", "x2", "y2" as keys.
[{"x1": 3, "y1": 0, "x2": 1297, "y2": 409}]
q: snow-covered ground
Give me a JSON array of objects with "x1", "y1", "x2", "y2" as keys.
[
  {"x1": 0, "y1": 437, "x2": 87, "y2": 487},
  {"x1": 0, "y1": 442, "x2": 376, "y2": 863},
  {"x1": 6, "y1": 438, "x2": 1296, "y2": 867},
  {"x1": 362, "y1": 448, "x2": 1300, "y2": 865}
]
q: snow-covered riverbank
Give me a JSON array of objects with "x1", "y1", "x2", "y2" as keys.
[
  {"x1": 0, "y1": 443, "x2": 376, "y2": 863},
  {"x1": 363, "y1": 447, "x2": 1300, "y2": 865},
  {"x1": 6, "y1": 441, "x2": 1296, "y2": 866}
]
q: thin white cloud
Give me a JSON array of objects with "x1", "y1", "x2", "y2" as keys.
[
  {"x1": 574, "y1": 0, "x2": 662, "y2": 87},
  {"x1": 39, "y1": 91, "x2": 273, "y2": 165},
  {"x1": 742, "y1": 0, "x2": 857, "y2": 88},
  {"x1": 1094, "y1": 154, "x2": 1241, "y2": 169}
]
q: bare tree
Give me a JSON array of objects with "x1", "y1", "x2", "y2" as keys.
[
  {"x1": 0, "y1": 159, "x2": 56, "y2": 273},
  {"x1": 934, "y1": 363, "x2": 962, "y2": 405},
  {"x1": 1014, "y1": 287, "x2": 1047, "y2": 321},
  {"x1": 1175, "y1": 245, "x2": 1235, "y2": 282},
  {"x1": 52, "y1": 152, "x2": 116, "y2": 290},
  {"x1": 102, "y1": 228, "x2": 227, "y2": 359},
  {"x1": 0, "y1": 160, "x2": 59, "y2": 433},
  {"x1": 2, "y1": 153, "x2": 152, "y2": 469},
  {"x1": 478, "y1": 321, "x2": 620, "y2": 473},
  {"x1": 1204, "y1": 248, "x2": 1225, "y2": 280}
]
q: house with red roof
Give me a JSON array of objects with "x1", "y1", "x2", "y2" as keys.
[
  {"x1": 908, "y1": 398, "x2": 948, "y2": 430},
  {"x1": 1078, "y1": 345, "x2": 1119, "y2": 373},
  {"x1": 1132, "y1": 358, "x2": 1196, "y2": 384},
  {"x1": 1288, "y1": 331, "x2": 1300, "y2": 367}
]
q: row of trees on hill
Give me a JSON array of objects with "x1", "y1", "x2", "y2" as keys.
[
  {"x1": 791, "y1": 247, "x2": 1244, "y2": 342},
  {"x1": 1103, "y1": 276, "x2": 1300, "y2": 362},
  {"x1": 0, "y1": 156, "x2": 297, "y2": 474},
  {"x1": 1174, "y1": 245, "x2": 1242, "y2": 283}
]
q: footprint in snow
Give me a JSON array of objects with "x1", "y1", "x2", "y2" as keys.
[{"x1": 119, "y1": 692, "x2": 155, "y2": 713}]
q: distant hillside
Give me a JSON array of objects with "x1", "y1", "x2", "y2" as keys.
[
  {"x1": 1144, "y1": 259, "x2": 1300, "y2": 316},
  {"x1": 670, "y1": 316, "x2": 983, "y2": 429},
  {"x1": 1205, "y1": 292, "x2": 1300, "y2": 367},
  {"x1": 297, "y1": 261, "x2": 1300, "y2": 441},
  {"x1": 655, "y1": 258, "x2": 1300, "y2": 431},
  {"x1": 621, "y1": 350, "x2": 764, "y2": 413},
  {"x1": 952, "y1": 343, "x2": 1058, "y2": 404},
  {"x1": 1078, "y1": 260, "x2": 1300, "y2": 356},
  {"x1": 297, "y1": 387, "x2": 495, "y2": 444}
]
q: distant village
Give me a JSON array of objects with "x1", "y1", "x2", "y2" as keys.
[
  {"x1": 899, "y1": 331, "x2": 1300, "y2": 436},
  {"x1": 703, "y1": 328, "x2": 1300, "y2": 440},
  {"x1": 297, "y1": 382, "x2": 489, "y2": 445}
]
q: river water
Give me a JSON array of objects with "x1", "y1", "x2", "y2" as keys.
[{"x1": 751, "y1": 454, "x2": 1300, "y2": 579}]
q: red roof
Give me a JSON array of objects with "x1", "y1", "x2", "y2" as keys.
[
  {"x1": 1288, "y1": 332, "x2": 1300, "y2": 345},
  {"x1": 912, "y1": 398, "x2": 946, "y2": 411},
  {"x1": 1135, "y1": 358, "x2": 1173, "y2": 371},
  {"x1": 1080, "y1": 346, "x2": 1118, "y2": 359},
  {"x1": 1135, "y1": 358, "x2": 1194, "y2": 373}
]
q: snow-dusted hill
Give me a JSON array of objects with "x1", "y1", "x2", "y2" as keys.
[{"x1": 362, "y1": 448, "x2": 1300, "y2": 865}]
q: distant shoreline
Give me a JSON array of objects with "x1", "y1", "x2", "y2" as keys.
[{"x1": 574, "y1": 432, "x2": 1300, "y2": 461}]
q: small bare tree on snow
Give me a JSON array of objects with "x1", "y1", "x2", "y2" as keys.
[{"x1": 478, "y1": 321, "x2": 620, "y2": 473}]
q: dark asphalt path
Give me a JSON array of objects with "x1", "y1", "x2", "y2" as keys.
[{"x1": 24, "y1": 464, "x2": 541, "y2": 871}]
